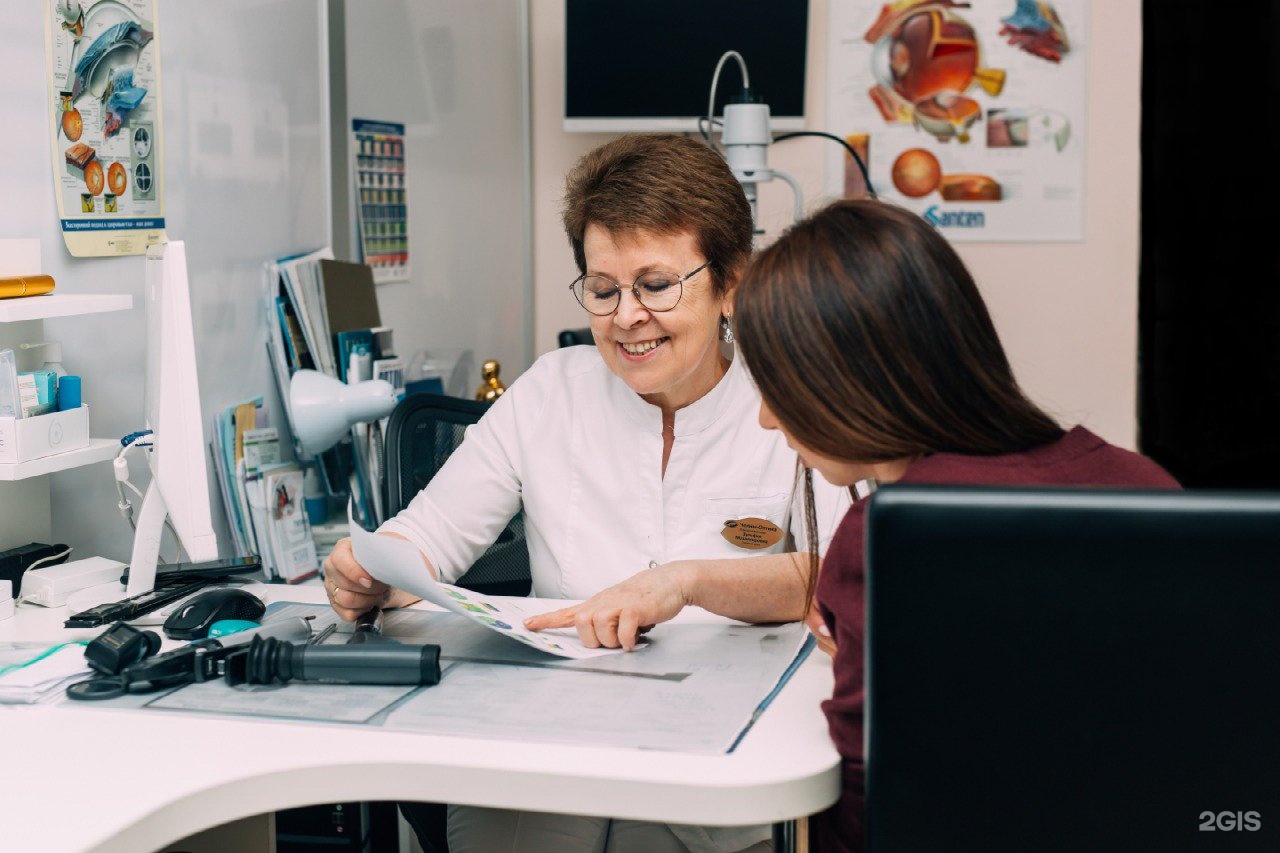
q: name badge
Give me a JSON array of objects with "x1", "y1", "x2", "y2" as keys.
[{"x1": 720, "y1": 517, "x2": 783, "y2": 550}]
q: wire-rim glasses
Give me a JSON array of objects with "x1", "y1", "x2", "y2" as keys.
[{"x1": 569, "y1": 261, "x2": 710, "y2": 317}]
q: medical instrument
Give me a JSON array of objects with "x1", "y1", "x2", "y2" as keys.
[
  {"x1": 224, "y1": 634, "x2": 441, "y2": 687},
  {"x1": 65, "y1": 617, "x2": 312, "y2": 700}
]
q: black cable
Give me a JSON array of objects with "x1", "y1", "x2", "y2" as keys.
[{"x1": 773, "y1": 131, "x2": 877, "y2": 199}]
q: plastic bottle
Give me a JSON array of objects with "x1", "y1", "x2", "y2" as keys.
[
  {"x1": 303, "y1": 465, "x2": 328, "y2": 526},
  {"x1": 19, "y1": 342, "x2": 68, "y2": 379}
]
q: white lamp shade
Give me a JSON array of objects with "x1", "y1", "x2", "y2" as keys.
[{"x1": 289, "y1": 369, "x2": 397, "y2": 455}]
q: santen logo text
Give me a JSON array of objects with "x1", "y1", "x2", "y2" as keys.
[{"x1": 924, "y1": 205, "x2": 985, "y2": 229}]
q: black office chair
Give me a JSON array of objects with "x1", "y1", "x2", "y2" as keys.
[
  {"x1": 557, "y1": 327, "x2": 593, "y2": 347},
  {"x1": 382, "y1": 392, "x2": 533, "y2": 853},
  {"x1": 382, "y1": 392, "x2": 532, "y2": 598}
]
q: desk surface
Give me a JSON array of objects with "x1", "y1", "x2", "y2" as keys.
[{"x1": 0, "y1": 582, "x2": 839, "y2": 853}]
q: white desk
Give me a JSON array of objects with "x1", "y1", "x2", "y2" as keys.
[{"x1": 0, "y1": 583, "x2": 840, "y2": 853}]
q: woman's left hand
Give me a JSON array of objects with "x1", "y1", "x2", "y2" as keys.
[{"x1": 523, "y1": 562, "x2": 695, "y2": 651}]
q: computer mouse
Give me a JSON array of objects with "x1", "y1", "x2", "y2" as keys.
[{"x1": 162, "y1": 587, "x2": 266, "y2": 640}]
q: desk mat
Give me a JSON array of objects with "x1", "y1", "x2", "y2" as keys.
[{"x1": 75, "y1": 602, "x2": 812, "y2": 754}]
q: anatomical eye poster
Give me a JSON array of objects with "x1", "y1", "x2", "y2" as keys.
[
  {"x1": 44, "y1": 0, "x2": 166, "y2": 257},
  {"x1": 826, "y1": 0, "x2": 1087, "y2": 242}
]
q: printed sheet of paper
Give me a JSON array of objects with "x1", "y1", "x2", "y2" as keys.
[{"x1": 347, "y1": 502, "x2": 628, "y2": 659}]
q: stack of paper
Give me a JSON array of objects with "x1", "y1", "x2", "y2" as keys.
[
  {"x1": 0, "y1": 644, "x2": 90, "y2": 705},
  {"x1": 209, "y1": 398, "x2": 319, "y2": 583},
  {"x1": 262, "y1": 249, "x2": 396, "y2": 529}
]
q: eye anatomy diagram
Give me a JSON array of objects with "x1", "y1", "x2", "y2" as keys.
[
  {"x1": 826, "y1": 0, "x2": 1086, "y2": 242},
  {"x1": 47, "y1": 0, "x2": 165, "y2": 256},
  {"x1": 864, "y1": 0, "x2": 1007, "y2": 144},
  {"x1": 998, "y1": 0, "x2": 1071, "y2": 63}
]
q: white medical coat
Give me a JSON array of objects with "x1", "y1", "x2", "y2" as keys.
[{"x1": 380, "y1": 345, "x2": 849, "y2": 599}]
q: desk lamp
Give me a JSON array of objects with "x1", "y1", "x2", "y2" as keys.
[{"x1": 288, "y1": 368, "x2": 397, "y2": 456}]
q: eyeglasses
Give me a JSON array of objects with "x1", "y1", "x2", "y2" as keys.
[{"x1": 569, "y1": 262, "x2": 710, "y2": 317}]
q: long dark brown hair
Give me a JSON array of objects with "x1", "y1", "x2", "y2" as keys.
[{"x1": 735, "y1": 199, "x2": 1064, "y2": 603}]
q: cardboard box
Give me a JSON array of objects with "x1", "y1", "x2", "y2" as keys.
[{"x1": 0, "y1": 405, "x2": 90, "y2": 464}]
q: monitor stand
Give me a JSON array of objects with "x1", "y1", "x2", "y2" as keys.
[{"x1": 62, "y1": 482, "x2": 183, "y2": 625}]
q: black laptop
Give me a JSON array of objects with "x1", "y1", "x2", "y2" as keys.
[{"x1": 864, "y1": 485, "x2": 1280, "y2": 852}]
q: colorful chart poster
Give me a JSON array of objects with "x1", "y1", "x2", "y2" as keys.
[
  {"x1": 44, "y1": 0, "x2": 166, "y2": 257},
  {"x1": 352, "y1": 119, "x2": 409, "y2": 283},
  {"x1": 826, "y1": 0, "x2": 1087, "y2": 242}
]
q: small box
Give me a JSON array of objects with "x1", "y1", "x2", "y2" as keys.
[{"x1": 0, "y1": 405, "x2": 90, "y2": 464}]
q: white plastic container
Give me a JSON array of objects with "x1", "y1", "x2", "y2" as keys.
[{"x1": 0, "y1": 404, "x2": 90, "y2": 464}]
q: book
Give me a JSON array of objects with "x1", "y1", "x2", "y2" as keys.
[
  {"x1": 275, "y1": 296, "x2": 311, "y2": 370},
  {"x1": 318, "y1": 258, "x2": 382, "y2": 339},
  {"x1": 211, "y1": 397, "x2": 265, "y2": 556},
  {"x1": 262, "y1": 463, "x2": 319, "y2": 583},
  {"x1": 269, "y1": 247, "x2": 337, "y2": 379},
  {"x1": 241, "y1": 427, "x2": 280, "y2": 475}
]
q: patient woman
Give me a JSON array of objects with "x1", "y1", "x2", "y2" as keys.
[
  {"x1": 540, "y1": 198, "x2": 1179, "y2": 852},
  {"x1": 324, "y1": 134, "x2": 846, "y2": 853}
]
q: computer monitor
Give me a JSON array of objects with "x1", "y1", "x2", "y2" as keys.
[
  {"x1": 864, "y1": 485, "x2": 1280, "y2": 851},
  {"x1": 563, "y1": 0, "x2": 809, "y2": 132},
  {"x1": 124, "y1": 240, "x2": 219, "y2": 596}
]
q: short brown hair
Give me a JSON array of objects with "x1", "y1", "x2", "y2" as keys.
[{"x1": 561, "y1": 134, "x2": 753, "y2": 295}]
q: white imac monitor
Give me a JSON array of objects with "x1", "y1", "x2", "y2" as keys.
[{"x1": 125, "y1": 240, "x2": 219, "y2": 596}]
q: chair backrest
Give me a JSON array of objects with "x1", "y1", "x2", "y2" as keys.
[
  {"x1": 864, "y1": 484, "x2": 1280, "y2": 851},
  {"x1": 557, "y1": 327, "x2": 593, "y2": 348},
  {"x1": 382, "y1": 392, "x2": 531, "y2": 597}
]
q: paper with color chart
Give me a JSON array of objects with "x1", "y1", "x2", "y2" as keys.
[{"x1": 346, "y1": 502, "x2": 631, "y2": 659}]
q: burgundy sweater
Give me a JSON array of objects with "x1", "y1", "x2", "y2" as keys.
[{"x1": 810, "y1": 426, "x2": 1181, "y2": 853}]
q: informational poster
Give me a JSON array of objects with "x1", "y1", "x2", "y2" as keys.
[
  {"x1": 44, "y1": 0, "x2": 166, "y2": 257},
  {"x1": 352, "y1": 119, "x2": 409, "y2": 283},
  {"x1": 826, "y1": 0, "x2": 1087, "y2": 242}
]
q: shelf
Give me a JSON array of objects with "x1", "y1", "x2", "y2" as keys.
[
  {"x1": 0, "y1": 293, "x2": 132, "y2": 323},
  {"x1": 0, "y1": 438, "x2": 118, "y2": 481}
]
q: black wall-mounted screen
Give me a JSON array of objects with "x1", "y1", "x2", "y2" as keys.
[{"x1": 565, "y1": 0, "x2": 810, "y2": 131}]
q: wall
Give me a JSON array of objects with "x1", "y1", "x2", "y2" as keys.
[
  {"x1": 1, "y1": 0, "x2": 535, "y2": 564},
  {"x1": 338, "y1": 0, "x2": 532, "y2": 387},
  {"x1": 530, "y1": 0, "x2": 1143, "y2": 449},
  {"x1": 0, "y1": 1, "x2": 329, "y2": 561}
]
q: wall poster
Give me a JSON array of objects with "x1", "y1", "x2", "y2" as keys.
[
  {"x1": 45, "y1": 0, "x2": 166, "y2": 257},
  {"x1": 826, "y1": 0, "x2": 1087, "y2": 242},
  {"x1": 352, "y1": 119, "x2": 409, "y2": 284}
]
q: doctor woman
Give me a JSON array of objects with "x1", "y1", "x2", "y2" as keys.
[{"x1": 323, "y1": 133, "x2": 847, "y2": 853}]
